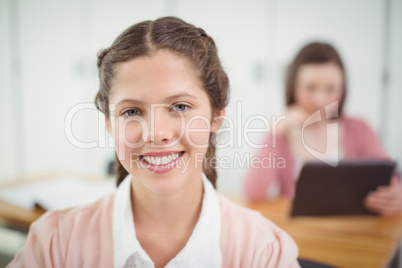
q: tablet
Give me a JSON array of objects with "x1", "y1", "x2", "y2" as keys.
[{"x1": 290, "y1": 160, "x2": 396, "y2": 217}]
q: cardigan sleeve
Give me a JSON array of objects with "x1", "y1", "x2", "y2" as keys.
[
  {"x1": 252, "y1": 228, "x2": 300, "y2": 268},
  {"x1": 7, "y1": 212, "x2": 64, "y2": 268},
  {"x1": 220, "y1": 195, "x2": 300, "y2": 268}
]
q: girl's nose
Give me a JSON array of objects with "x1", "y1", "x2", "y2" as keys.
[
  {"x1": 152, "y1": 122, "x2": 175, "y2": 145},
  {"x1": 147, "y1": 110, "x2": 176, "y2": 145}
]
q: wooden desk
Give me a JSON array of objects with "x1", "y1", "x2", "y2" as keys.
[
  {"x1": 245, "y1": 198, "x2": 402, "y2": 268},
  {"x1": 0, "y1": 173, "x2": 57, "y2": 231},
  {"x1": 0, "y1": 200, "x2": 44, "y2": 232},
  {"x1": 0, "y1": 172, "x2": 111, "y2": 232}
]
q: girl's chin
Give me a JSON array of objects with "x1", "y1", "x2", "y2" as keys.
[
  {"x1": 140, "y1": 176, "x2": 189, "y2": 195},
  {"x1": 132, "y1": 167, "x2": 201, "y2": 196}
]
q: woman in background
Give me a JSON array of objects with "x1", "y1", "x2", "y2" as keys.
[{"x1": 244, "y1": 42, "x2": 402, "y2": 215}]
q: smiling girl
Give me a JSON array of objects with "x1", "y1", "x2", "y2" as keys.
[{"x1": 8, "y1": 17, "x2": 299, "y2": 268}]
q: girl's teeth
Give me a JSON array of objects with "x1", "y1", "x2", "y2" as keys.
[
  {"x1": 143, "y1": 153, "x2": 181, "y2": 165},
  {"x1": 156, "y1": 157, "x2": 161, "y2": 165},
  {"x1": 161, "y1": 156, "x2": 170, "y2": 164}
]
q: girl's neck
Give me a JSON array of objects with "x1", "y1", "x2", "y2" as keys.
[{"x1": 130, "y1": 174, "x2": 204, "y2": 235}]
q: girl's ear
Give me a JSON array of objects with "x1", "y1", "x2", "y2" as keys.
[{"x1": 211, "y1": 109, "x2": 226, "y2": 133}]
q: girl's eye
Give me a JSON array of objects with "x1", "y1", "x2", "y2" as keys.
[
  {"x1": 124, "y1": 109, "x2": 140, "y2": 117},
  {"x1": 172, "y1": 104, "x2": 188, "y2": 112}
]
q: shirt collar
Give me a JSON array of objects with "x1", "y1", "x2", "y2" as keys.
[{"x1": 113, "y1": 173, "x2": 221, "y2": 268}]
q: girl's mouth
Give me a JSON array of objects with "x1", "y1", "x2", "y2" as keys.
[{"x1": 139, "y1": 151, "x2": 185, "y2": 174}]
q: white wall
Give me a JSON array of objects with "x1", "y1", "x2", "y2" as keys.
[
  {"x1": 0, "y1": 0, "x2": 17, "y2": 179},
  {"x1": 0, "y1": 0, "x2": 401, "y2": 195},
  {"x1": 385, "y1": 0, "x2": 402, "y2": 172}
]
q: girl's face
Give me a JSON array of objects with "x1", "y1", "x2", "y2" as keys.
[
  {"x1": 106, "y1": 51, "x2": 223, "y2": 194},
  {"x1": 294, "y1": 63, "x2": 344, "y2": 115}
]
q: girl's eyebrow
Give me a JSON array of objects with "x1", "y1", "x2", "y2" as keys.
[
  {"x1": 116, "y1": 92, "x2": 197, "y2": 106},
  {"x1": 164, "y1": 92, "x2": 197, "y2": 102},
  {"x1": 116, "y1": 99, "x2": 142, "y2": 106}
]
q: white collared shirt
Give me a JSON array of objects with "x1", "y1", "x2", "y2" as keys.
[{"x1": 113, "y1": 174, "x2": 222, "y2": 268}]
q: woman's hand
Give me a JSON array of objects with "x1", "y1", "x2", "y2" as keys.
[
  {"x1": 277, "y1": 105, "x2": 311, "y2": 135},
  {"x1": 365, "y1": 175, "x2": 402, "y2": 215}
]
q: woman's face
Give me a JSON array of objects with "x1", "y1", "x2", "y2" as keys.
[
  {"x1": 294, "y1": 62, "x2": 344, "y2": 115},
  {"x1": 106, "y1": 51, "x2": 223, "y2": 195}
]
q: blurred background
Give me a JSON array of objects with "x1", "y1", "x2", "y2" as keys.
[{"x1": 0, "y1": 0, "x2": 401, "y2": 264}]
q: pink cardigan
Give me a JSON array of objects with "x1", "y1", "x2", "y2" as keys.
[
  {"x1": 8, "y1": 192, "x2": 299, "y2": 268},
  {"x1": 244, "y1": 117, "x2": 392, "y2": 201}
]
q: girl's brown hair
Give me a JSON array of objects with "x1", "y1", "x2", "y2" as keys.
[
  {"x1": 94, "y1": 17, "x2": 229, "y2": 187},
  {"x1": 285, "y1": 42, "x2": 347, "y2": 114}
]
